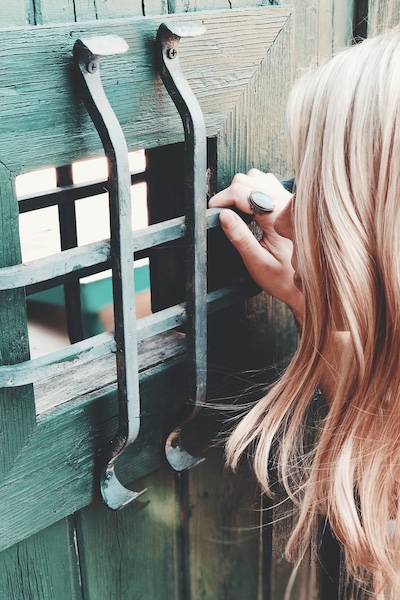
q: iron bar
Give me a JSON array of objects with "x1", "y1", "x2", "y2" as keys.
[{"x1": 74, "y1": 34, "x2": 146, "y2": 509}]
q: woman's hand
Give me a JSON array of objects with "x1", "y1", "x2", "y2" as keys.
[{"x1": 209, "y1": 169, "x2": 304, "y2": 322}]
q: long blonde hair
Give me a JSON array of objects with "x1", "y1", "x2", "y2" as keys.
[{"x1": 226, "y1": 27, "x2": 400, "y2": 597}]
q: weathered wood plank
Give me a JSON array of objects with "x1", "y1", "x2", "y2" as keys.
[
  {"x1": 367, "y1": 0, "x2": 400, "y2": 36},
  {"x1": 0, "y1": 518, "x2": 82, "y2": 600},
  {"x1": 33, "y1": 0, "x2": 76, "y2": 24},
  {"x1": 95, "y1": 0, "x2": 144, "y2": 18},
  {"x1": 0, "y1": 164, "x2": 36, "y2": 480},
  {"x1": 187, "y1": 451, "x2": 261, "y2": 599},
  {"x1": 34, "y1": 329, "x2": 185, "y2": 413},
  {"x1": 0, "y1": 0, "x2": 30, "y2": 26},
  {"x1": 0, "y1": 209, "x2": 222, "y2": 291},
  {"x1": 332, "y1": 0, "x2": 355, "y2": 50},
  {"x1": 279, "y1": 0, "x2": 353, "y2": 75},
  {"x1": 168, "y1": 0, "x2": 271, "y2": 11},
  {"x1": 143, "y1": 0, "x2": 168, "y2": 15},
  {"x1": 217, "y1": 10, "x2": 293, "y2": 185},
  {"x1": 76, "y1": 470, "x2": 179, "y2": 600},
  {"x1": 73, "y1": 0, "x2": 97, "y2": 20},
  {"x1": 0, "y1": 8, "x2": 291, "y2": 174},
  {"x1": 0, "y1": 357, "x2": 186, "y2": 554}
]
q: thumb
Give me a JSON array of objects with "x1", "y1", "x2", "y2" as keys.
[{"x1": 219, "y1": 209, "x2": 268, "y2": 266}]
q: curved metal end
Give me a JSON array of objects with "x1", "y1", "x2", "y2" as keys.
[
  {"x1": 158, "y1": 22, "x2": 206, "y2": 42},
  {"x1": 101, "y1": 465, "x2": 147, "y2": 511},
  {"x1": 75, "y1": 35, "x2": 129, "y2": 57},
  {"x1": 165, "y1": 428, "x2": 205, "y2": 472}
]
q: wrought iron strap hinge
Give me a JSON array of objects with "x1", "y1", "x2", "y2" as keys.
[
  {"x1": 156, "y1": 22, "x2": 208, "y2": 472},
  {"x1": 74, "y1": 35, "x2": 146, "y2": 510}
]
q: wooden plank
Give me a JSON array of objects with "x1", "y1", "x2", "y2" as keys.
[
  {"x1": 0, "y1": 8, "x2": 291, "y2": 174},
  {"x1": 143, "y1": 0, "x2": 168, "y2": 15},
  {"x1": 0, "y1": 0, "x2": 30, "y2": 26},
  {"x1": 75, "y1": 469, "x2": 179, "y2": 600},
  {"x1": 0, "y1": 164, "x2": 36, "y2": 480},
  {"x1": 168, "y1": 0, "x2": 271, "y2": 10},
  {"x1": 33, "y1": 0, "x2": 75, "y2": 24},
  {"x1": 332, "y1": 0, "x2": 355, "y2": 51},
  {"x1": 214, "y1": 11, "x2": 315, "y2": 598},
  {"x1": 217, "y1": 9, "x2": 293, "y2": 185},
  {"x1": 367, "y1": 0, "x2": 400, "y2": 36},
  {"x1": 95, "y1": 0, "x2": 144, "y2": 18},
  {"x1": 0, "y1": 518, "x2": 82, "y2": 600},
  {"x1": 278, "y1": 0, "x2": 353, "y2": 75},
  {"x1": 187, "y1": 450, "x2": 261, "y2": 599},
  {"x1": 0, "y1": 356, "x2": 186, "y2": 554},
  {"x1": 73, "y1": 0, "x2": 97, "y2": 21},
  {"x1": 1, "y1": 282, "x2": 255, "y2": 389}
]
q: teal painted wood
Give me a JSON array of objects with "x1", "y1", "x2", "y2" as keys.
[
  {"x1": 0, "y1": 352, "x2": 187, "y2": 554},
  {"x1": 169, "y1": 0, "x2": 272, "y2": 10},
  {"x1": 0, "y1": 8, "x2": 291, "y2": 174},
  {"x1": 33, "y1": 0, "x2": 76, "y2": 24},
  {"x1": 143, "y1": 0, "x2": 168, "y2": 15},
  {"x1": 0, "y1": 209, "x2": 220, "y2": 292},
  {"x1": 0, "y1": 281, "x2": 257, "y2": 387},
  {"x1": 0, "y1": 0, "x2": 31, "y2": 26},
  {"x1": 0, "y1": 164, "x2": 36, "y2": 479},
  {"x1": 95, "y1": 0, "x2": 146, "y2": 18},
  {"x1": 73, "y1": 0, "x2": 97, "y2": 20},
  {"x1": 0, "y1": 518, "x2": 82, "y2": 600},
  {"x1": 368, "y1": 0, "x2": 400, "y2": 36},
  {"x1": 187, "y1": 452, "x2": 261, "y2": 599},
  {"x1": 76, "y1": 470, "x2": 179, "y2": 600}
]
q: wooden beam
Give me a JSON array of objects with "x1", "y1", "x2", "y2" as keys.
[
  {"x1": 0, "y1": 353, "x2": 187, "y2": 554},
  {"x1": 367, "y1": 0, "x2": 400, "y2": 36},
  {"x1": 0, "y1": 7, "x2": 292, "y2": 174},
  {"x1": 0, "y1": 164, "x2": 36, "y2": 480}
]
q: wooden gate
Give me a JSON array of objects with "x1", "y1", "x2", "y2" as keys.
[{"x1": 0, "y1": 1, "x2": 384, "y2": 599}]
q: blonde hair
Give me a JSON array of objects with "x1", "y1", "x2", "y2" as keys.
[{"x1": 226, "y1": 27, "x2": 400, "y2": 598}]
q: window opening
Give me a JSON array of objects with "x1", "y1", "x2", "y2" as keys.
[{"x1": 16, "y1": 150, "x2": 149, "y2": 357}]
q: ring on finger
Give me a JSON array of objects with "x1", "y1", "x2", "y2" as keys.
[{"x1": 248, "y1": 191, "x2": 275, "y2": 215}]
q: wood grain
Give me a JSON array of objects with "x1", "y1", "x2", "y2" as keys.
[
  {"x1": 76, "y1": 470, "x2": 179, "y2": 600},
  {"x1": 0, "y1": 357, "x2": 186, "y2": 554},
  {"x1": 0, "y1": 3, "x2": 356, "y2": 599},
  {"x1": 368, "y1": 0, "x2": 400, "y2": 36},
  {"x1": 187, "y1": 451, "x2": 261, "y2": 599},
  {"x1": 0, "y1": 164, "x2": 36, "y2": 480},
  {"x1": 0, "y1": 518, "x2": 82, "y2": 600},
  {"x1": 33, "y1": 0, "x2": 76, "y2": 24},
  {"x1": 0, "y1": 0, "x2": 31, "y2": 26},
  {"x1": 0, "y1": 8, "x2": 291, "y2": 174},
  {"x1": 169, "y1": 0, "x2": 271, "y2": 11},
  {"x1": 280, "y1": 0, "x2": 354, "y2": 74}
]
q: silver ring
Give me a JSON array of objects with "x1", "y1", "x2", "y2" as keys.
[{"x1": 248, "y1": 191, "x2": 275, "y2": 215}]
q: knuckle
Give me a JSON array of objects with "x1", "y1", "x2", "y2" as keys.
[
  {"x1": 231, "y1": 173, "x2": 246, "y2": 185},
  {"x1": 230, "y1": 181, "x2": 244, "y2": 197}
]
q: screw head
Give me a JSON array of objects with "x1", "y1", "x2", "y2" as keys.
[
  {"x1": 87, "y1": 60, "x2": 98, "y2": 73},
  {"x1": 167, "y1": 48, "x2": 177, "y2": 59}
]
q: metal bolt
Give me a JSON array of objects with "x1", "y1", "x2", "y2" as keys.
[
  {"x1": 87, "y1": 60, "x2": 98, "y2": 73},
  {"x1": 167, "y1": 48, "x2": 177, "y2": 59}
]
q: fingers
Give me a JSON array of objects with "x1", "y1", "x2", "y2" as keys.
[
  {"x1": 219, "y1": 209, "x2": 276, "y2": 274},
  {"x1": 209, "y1": 180, "x2": 253, "y2": 213},
  {"x1": 208, "y1": 171, "x2": 292, "y2": 216},
  {"x1": 219, "y1": 209, "x2": 260, "y2": 253}
]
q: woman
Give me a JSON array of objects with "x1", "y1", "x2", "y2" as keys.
[{"x1": 209, "y1": 26, "x2": 400, "y2": 599}]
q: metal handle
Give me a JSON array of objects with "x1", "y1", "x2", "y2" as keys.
[
  {"x1": 74, "y1": 35, "x2": 146, "y2": 509},
  {"x1": 156, "y1": 23, "x2": 208, "y2": 471}
]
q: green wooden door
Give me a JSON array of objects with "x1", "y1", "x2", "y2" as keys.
[{"x1": 0, "y1": 1, "x2": 354, "y2": 599}]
